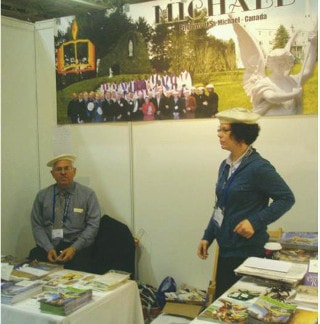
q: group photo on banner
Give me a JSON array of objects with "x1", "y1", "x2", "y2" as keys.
[{"x1": 54, "y1": 0, "x2": 318, "y2": 125}]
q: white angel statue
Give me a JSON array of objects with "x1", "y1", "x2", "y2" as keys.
[{"x1": 232, "y1": 19, "x2": 317, "y2": 115}]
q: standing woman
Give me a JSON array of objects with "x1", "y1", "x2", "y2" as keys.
[{"x1": 197, "y1": 108, "x2": 295, "y2": 298}]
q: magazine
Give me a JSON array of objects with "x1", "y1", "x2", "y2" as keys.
[
  {"x1": 38, "y1": 286, "x2": 92, "y2": 316},
  {"x1": 87, "y1": 271, "x2": 130, "y2": 291},
  {"x1": 303, "y1": 259, "x2": 318, "y2": 287},
  {"x1": 197, "y1": 278, "x2": 265, "y2": 323},
  {"x1": 279, "y1": 232, "x2": 318, "y2": 251},
  {"x1": 277, "y1": 249, "x2": 318, "y2": 263},
  {"x1": 246, "y1": 295, "x2": 297, "y2": 323},
  {"x1": 10, "y1": 260, "x2": 62, "y2": 280},
  {"x1": 1, "y1": 280, "x2": 43, "y2": 304},
  {"x1": 293, "y1": 285, "x2": 318, "y2": 310},
  {"x1": 43, "y1": 270, "x2": 95, "y2": 290},
  {"x1": 197, "y1": 296, "x2": 250, "y2": 323},
  {"x1": 43, "y1": 270, "x2": 130, "y2": 292}
]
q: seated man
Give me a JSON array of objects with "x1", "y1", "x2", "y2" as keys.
[{"x1": 29, "y1": 154, "x2": 101, "y2": 272}]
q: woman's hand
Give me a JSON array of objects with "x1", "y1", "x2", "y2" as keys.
[
  {"x1": 234, "y1": 219, "x2": 255, "y2": 239},
  {"x1": 197, "y1": 240, "x2": 209, "y2": 259}
]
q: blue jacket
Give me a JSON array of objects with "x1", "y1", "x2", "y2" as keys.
[{"x1": 202, "y1": 149, "x2": 295, "y2": 258}]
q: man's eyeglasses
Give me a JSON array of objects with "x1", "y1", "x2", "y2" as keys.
[{"x1": 52, "y1": 166, "x2": 74, "y2": 172}]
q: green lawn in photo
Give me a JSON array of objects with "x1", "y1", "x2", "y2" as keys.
[{"x1": 56, "y1": 63, "x2": 318, "y2": 124}]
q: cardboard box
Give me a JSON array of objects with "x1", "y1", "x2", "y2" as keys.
[{"x1": 162, "y1": 302, "x2": 203, "y2": 319}]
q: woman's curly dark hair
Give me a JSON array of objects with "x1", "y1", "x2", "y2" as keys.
[{"x1": 230, "y1": 123, "x2": 260, "y2": 145}]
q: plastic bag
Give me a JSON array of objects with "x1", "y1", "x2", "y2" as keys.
[{"x1": 156, "y1": 276, "x2": 177, "y2": 308}]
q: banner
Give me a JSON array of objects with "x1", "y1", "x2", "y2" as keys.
[{"x1": 55, "y1": 0, "x2": 318, "y2": 124}]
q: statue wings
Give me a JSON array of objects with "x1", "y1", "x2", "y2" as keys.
[{"x1": 231, "y1": 21, "x2": 266, "y2": 99}]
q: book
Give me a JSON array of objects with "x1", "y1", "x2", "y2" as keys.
[
  {"x1": 197, "y1": 296, "x2": 250, "y2": 323},
  {"x1": 10, "y1": 260, "x2": 62, "y2": 280},
  {"x1": 279, "y1": 232, "x2": 318, "y2": 251},
  {"x1": 1, "y1": 263, "x2": 14, "y2": 281},
  {"x1": 1, "y1": 280, "x2": 43, "y2": 304},
  {"x1": 246, "y1": 295, "x2": 297, "y2": 323},
  {"x1": 42, "y1": 270, "x2": 90, "y2": 290},
  {"x1": 197, "y1": 278, "x2": 264, "y2": 323},
  {"x1": 303, "y1": 259, "x2": 318, "y2": 287},
  {"x1": 42, "y1": 270, "x2": 129, "y2": 292},
  {"x1": 293, "y1": 285, "x2": 318, "y2": 310},
  {"x1": 38, "y1": 286, "x2": 92, "y2": 316},
  {"x1": 164, "y1": 284, "x2": 207, "y2": 305},
  {"x1": 87, "y1": 270, "x2": 130, "y2": 291},
  {"x1": 289, "y1": 308, "x2": 318, "y2": 324},
  {"x1": 234, "y1": 257, "x2": 308, "y2": 287},
  {"x1": 197, "y1": 298, "x2": 248, "y2": 323},
  {"x1": 277, "y1": 249, "x2": 317, "y2": 263}
]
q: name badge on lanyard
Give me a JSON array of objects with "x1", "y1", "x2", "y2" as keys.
[
  {"x1": 212, "y1": 207, "x2": 224, "y2": 227},
  {"x1": 52, "y1": 228, "x2": 63, "y2": 240}
]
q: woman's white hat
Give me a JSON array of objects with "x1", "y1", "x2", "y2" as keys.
[{"x1": 216, "y1": 108, "x2": 260, "y2": 124}]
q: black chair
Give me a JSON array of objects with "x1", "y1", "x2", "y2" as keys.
[{"x1": 90, "y1": 215, "x2": 136, "y2": 277}]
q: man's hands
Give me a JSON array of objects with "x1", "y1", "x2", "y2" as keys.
[
  {"x1": 47, "y1": 249, "x2": 58, "y2": 263},
  {"x1": 47, "y1": 246, "x2": 76, "y2": 263}
]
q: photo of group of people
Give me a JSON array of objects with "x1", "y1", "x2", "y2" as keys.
[{"x1": 67, "y1": 69, "x2": 219, "y2": 123}]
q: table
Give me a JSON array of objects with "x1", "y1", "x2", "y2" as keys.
[
  {"x1": 189, "y1": 276, "x2": 318, "y2": 324},
  {"x1": 151, "y1": 313, "x2": 191, "y2": 323},
  {"x1": 1, "y1": 280, "x2": 144, "y2": 324}
]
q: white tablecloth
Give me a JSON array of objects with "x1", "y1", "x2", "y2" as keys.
[
  {"x1": 1, "y1": 280, "x2": 144, "y2": 324},
  {"x1": 151, "y1": 313, "x2": 192, "y2": 323}
]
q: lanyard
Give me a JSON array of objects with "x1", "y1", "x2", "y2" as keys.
[
  {"x1": 52, "y1": 185, "x2": 71, "y2": 224},
  {"x1": 217, "y1": 147, "x2": 253, "y2": 211},
  {"x1": 216, "y1": 163, "x2": 237, "y2": 212},
  {"x1": 221, "y1": 169, "x2": 237, "y2": 210}
]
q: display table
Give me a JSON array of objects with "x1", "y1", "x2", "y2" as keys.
[
  {"x1": 188, "y1": 276, "x2": 318, "y2": 324},
  {"x1": 1, "y1": 280, "x2": 144, "y2": 324}
]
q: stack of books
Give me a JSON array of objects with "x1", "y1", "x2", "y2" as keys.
[
  {"x1": 87, "y1": 271, "x2": 130, "y2": 292},
  {"x1": 234, "y1": 257, "x2": 308, "y2": 287},
  {"x1": 38, "y1": 286, "x2": 93, "y2": 316},
  {"x1": 10, "y1": 260, "x2": 62, "y2": 281},
  {"x1": 1, "y1": 280, "x2": 43, "y2": 304},
  {"x1": 293, "y1": 285, "x2": 318, "y2": 311}
]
